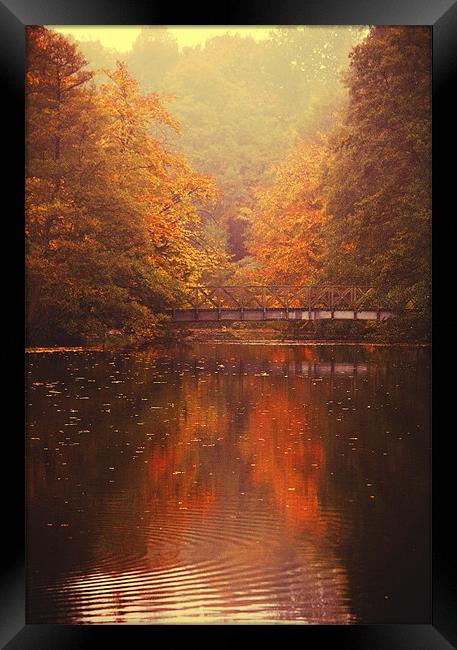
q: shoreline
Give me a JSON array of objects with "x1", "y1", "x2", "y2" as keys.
[{"x1": 25, "y1": 339, "x2": 431, "y2": 353}]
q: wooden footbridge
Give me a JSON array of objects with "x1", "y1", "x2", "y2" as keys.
[{"x1": 171, "y1": 285, "x2": 399, "y2": 323}]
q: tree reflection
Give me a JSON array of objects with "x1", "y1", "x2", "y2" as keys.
[{"x1": 27, "y1": 344, "x2": 429, "y2": 624}]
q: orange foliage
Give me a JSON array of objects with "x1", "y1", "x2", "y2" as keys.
[{"x1": 246, "y1": 141, "x2": 327, "y2": 284}]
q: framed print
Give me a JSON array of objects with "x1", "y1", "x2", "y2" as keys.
[{"x1": 1, "y1": 0, "x2": 455, "y2": 647}]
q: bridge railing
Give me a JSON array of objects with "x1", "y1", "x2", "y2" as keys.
[{"x1": 177, "y1": 285, "x2": 393, "y2": 312}]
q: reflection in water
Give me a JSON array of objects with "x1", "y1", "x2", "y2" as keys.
[{"x1": 27, "y1": 344, "x2": 430, "y2": 624}]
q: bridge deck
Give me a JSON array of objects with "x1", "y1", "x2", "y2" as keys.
[{"x1": 172, "y1": 308, "x2": 394, "y2": 322}]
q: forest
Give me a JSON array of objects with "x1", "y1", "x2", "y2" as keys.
[{"x1": 26, "y1": 26, "x2": 431, "y2": 345}]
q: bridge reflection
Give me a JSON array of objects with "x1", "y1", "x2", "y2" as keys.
[{"x1": 183, "y1": 358, "x2": 369, "y2": 377}]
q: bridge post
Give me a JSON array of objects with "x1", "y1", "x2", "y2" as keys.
[
  {"x1": 375, "y1": 288, "x2": 381, "y2": 320},
  {"x1": 262, "y1": 286, "x2": 267, "y2": 320},
  {"x1": 194, "y1": 286, "x2": 199, "y2": 321}
]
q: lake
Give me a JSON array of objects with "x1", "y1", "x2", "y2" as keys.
[{"x1": 26, "y1": 342, "x2": 430, "y2": 624}]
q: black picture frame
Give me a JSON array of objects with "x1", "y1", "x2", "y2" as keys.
[{"x1": 2, "y1": 1, "x2": 455, "y2": 647}]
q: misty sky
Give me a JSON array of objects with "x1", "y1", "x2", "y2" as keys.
[{"x1": 51, "y1": 26, "x2": 274, "y2": 51}]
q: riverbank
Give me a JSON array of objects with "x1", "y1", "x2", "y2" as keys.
[
  {"x1": 26, "y1": 336, "x2": 430, "y2": 354},
  {"x1": 169, "y1": 320, "x2": 430, "y2": 345},
  {"x1": 25, "y1": 315, "x2": 430, "y2": 352}
]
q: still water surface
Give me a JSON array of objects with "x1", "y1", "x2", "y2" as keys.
[{"x1": 27, "y1": 343, "x2": 430, "y2": 624}]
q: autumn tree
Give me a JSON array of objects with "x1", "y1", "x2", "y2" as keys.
[
  {"x1": 26, "y1": 27, "x2": 225, "y2": 345},
  {"x1": 321, "y1": 27, "x2": 431, "y2": 313},
  {"x1": 245, "y1": 141, "x2": 327, "y2": 284}
]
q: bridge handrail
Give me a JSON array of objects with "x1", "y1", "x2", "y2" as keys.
[
  {"x1": 173, "y1": 284, "x2": 404, "y2": 311},
  {"x1": 186, "y1": 284, "x2": 376, "y2": 289}
]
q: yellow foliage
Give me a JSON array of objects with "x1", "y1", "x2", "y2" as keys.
[{"x1": 246, "y1": 140, "x2": 327, "y2": 284}]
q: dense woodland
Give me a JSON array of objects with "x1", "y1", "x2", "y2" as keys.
[{"x1": 26, "y1": 26, "x2": 431, "y2": 345}]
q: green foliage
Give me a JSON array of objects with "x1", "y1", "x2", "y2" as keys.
[{"x1": 321, "y1": 27, "x2": 431, "y2": 318}]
